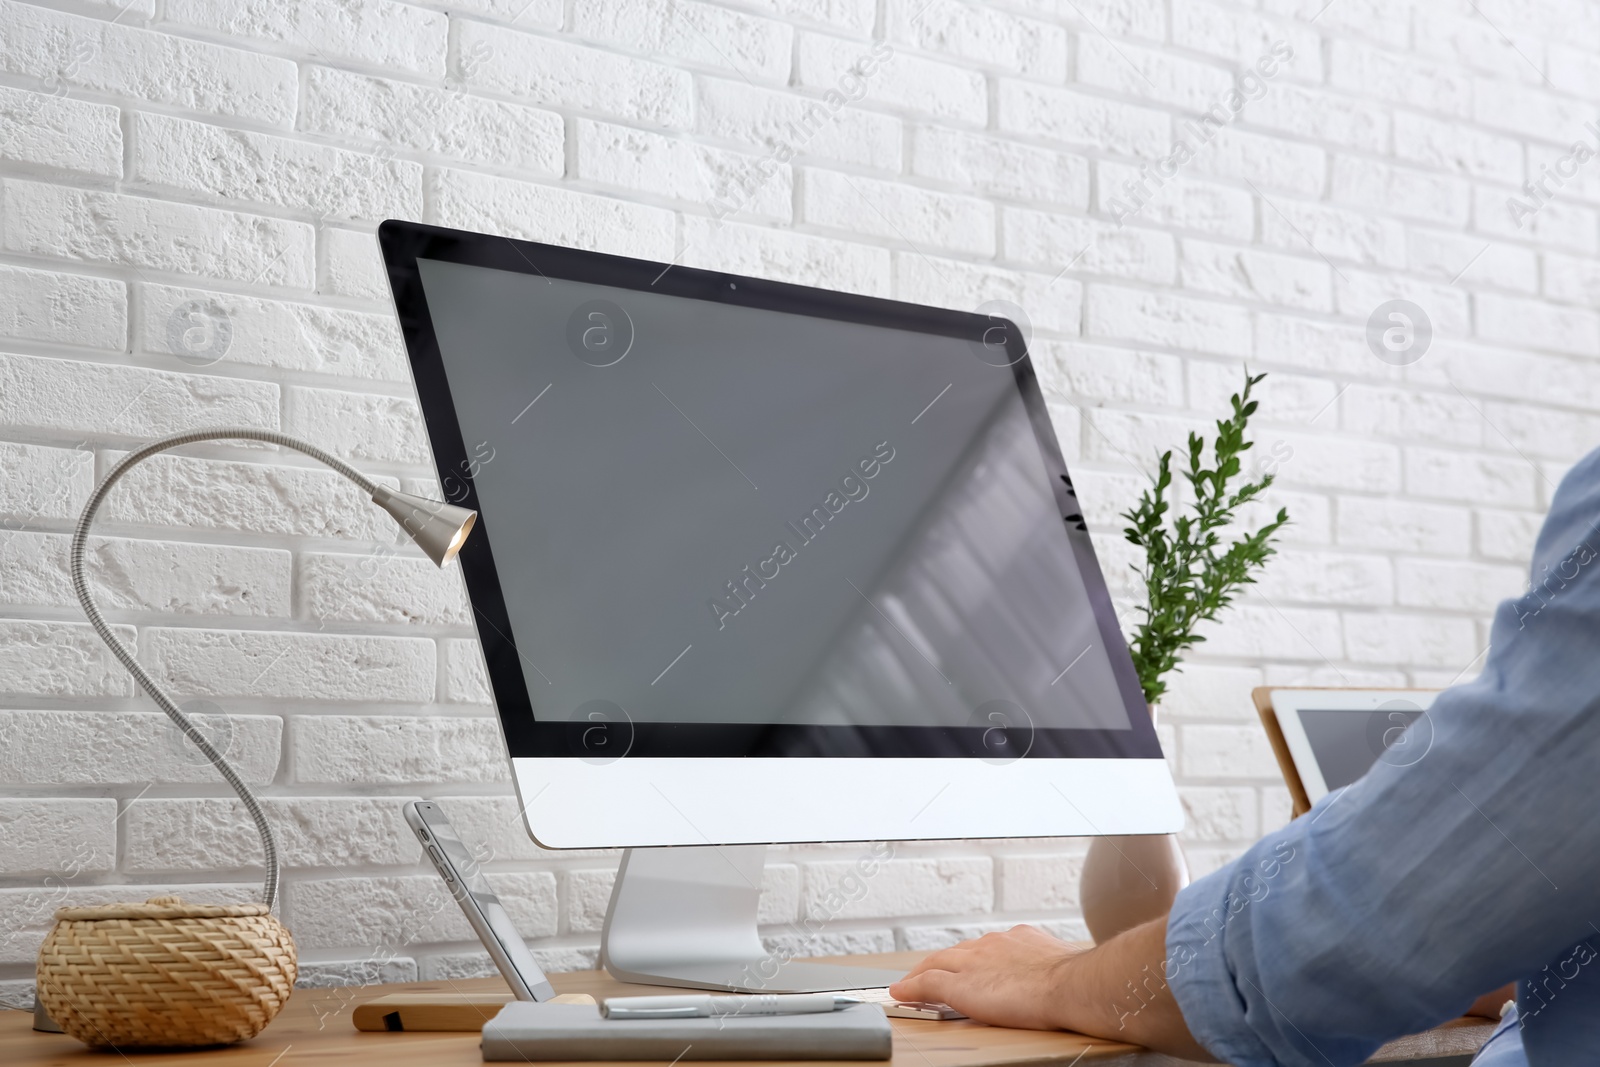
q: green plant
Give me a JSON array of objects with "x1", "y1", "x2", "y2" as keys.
[{"x1": 1122, "y1": 370, "x2": 1289, "y2": 705}]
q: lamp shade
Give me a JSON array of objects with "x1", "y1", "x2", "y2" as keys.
[{"x1": 372, "y1": 485, "x2": 478, "y2": 566}]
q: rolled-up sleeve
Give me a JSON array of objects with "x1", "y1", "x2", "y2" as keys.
[{"x1": 1163, "y1": 447, "x2": 1600, "y2": 1066}]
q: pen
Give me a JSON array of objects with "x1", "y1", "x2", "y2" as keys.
[{"x1": 600, "y1": 994, "x2": 862, "y2": 1019}]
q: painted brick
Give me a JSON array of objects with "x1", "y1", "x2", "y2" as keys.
[
  {"x1": 1332, "y1": 156, "x2": 1471, "y2": 227},
  {"x1": 131, "y1": 113, "x2": 423, "y2": 222},
  {"x1": 1342, "y1": 612, "x2": 1478, "y2": 668},
  {"x1": 1180, "y1": 240, "x2": 1331, "y2": 311},
  {"x1": 1329, "y1": 40, "x2": 1470, "y2": 117},
  {"x1": 0, "y1": 619, "x2": 133, "y2": 697},
  {"x1": 123, "y1": 797, "x2": 416, "y2": 871},
  {"x1": 1180, "y1": 786, "x2": 1259, "y2": 841},
  {"x1": 1085, "y1": 285, "x2": 1251, "y2": 358},
  {"x1": 292, "y1": 715, "x2": 507, "y2": 784},
  {"x1": 886, "y1": 0, "x2": 1066, "y2": 80},
  {"x1": 575, "y1": 0, "x2": 791, "y2": 82},
  {"x1": 455, "y1": 20, "x2": 692, "y2": 128},
  {"x1": 287, "y1": 871, "x2": 556, "y2": 948},
  {"x1": 682, "y1": 216, "x2": 890, "y2": 297},
  {"x1": 1477, "y1": 186, "x2": 1598, "y2": 256},
  {"x1": 1393, "y1": 113, "x2": 1523, "y2": 185},
  {"x1": 0, "y1": 708, "x2": 281, "y2": 785},
  {"x1": 1189, "y1": 127, "x2": 1325, "y2": 197},
  {"x1": 801, "y1": 857, "x2": 991, "y2": 920},
  {"x1": 0, "y1": 352, "x2": 275, "y2": 440},
  {"x1": 165, "y1": 0, "x2": 447, "y2": 76},
  {"x1": 804, "y1": 168, "x2": 994, "y2": 256},
  {"x1": 997, "y1": 81, "x2": 1169, "y2": 158},
  {"x1": 2, "y1": 179, "x2": 313, "y2": 288},
  {"x1": 795, "y1": 32, "x2": 985, "y2": 126},
  {"x1": 1477, "y1": 509, "x2": 1543, "y2": 563},
  {"x1": 894, "y1": 254, "x2": 1079, "y2": 336},
  {"x1": 1409, "y1": 231, "x2": 1536, "y2": 294},
  {"x1": 320, "y1": 226, "x2": 391, "y2": 302},
  {"x1": 1159, "y1": 664, "x2": 1263, "y2": 722},
  {"x1": 138, "y1": 282, "x2": 407, "y2": 381},
  {"x1": 1193, "y1": 603, "x2": 1345, "y2": 662},
  {"x1": 101, "y1": 452, "x2": 394, "y2": 542},
  {"x1": 695, "y1": 77, "x2": 902, "y2": 172},
  {"x1": 1396, "y1": 558, "x2": 1523, "y2": 614},
  {"x1": 1171, "y1": 0, "x2": 1321, "y2": 80},
  {"x1": 0, "y1": 532, "x2": 291, "y2": 617},
  {"x1": 1403, "y1": 448, "x2": 1538, "y2": 509},
  {"x1": 576, "y1": 118, "x2": 790, "y2": 221},
  {"x1": 431, "y1": 169, "x2": 677, "y2": 263},
  {"x1": 1340, "y1": 385, "x2": 1483, "y2": 448},
  {"x1": 998, "y1": 853, "x2": 1082, "y2": 911},
  {"x1": 1258, "y1": 199, "x2": 1406, "y2": 269},
  {"x1": 302, "y1": 67, "x2": 561, "y2": 175},
  {"x1": 284, "y1": 386, "x2": 429, "y2": 466},
  {"x1": 1179, "y1": 724, "x2": 1282, "y2": 779},
  {"x1": 1253, "y1": 548, "x2": 1393, "y2": 606},
  {"x1": 0, "y1": 85, "x2": 121, "y2": 177},
  {"x1": 911, "y1": 127, "x2": 1089, "y2": 209},
  {"x1": 0, "y1": 1, "x2": 296, "y2": 124},
  {"x1": 442, "y1": 638, "x2": 493, "y2": 704},
  {"x1": 0, "y1": 799, "x2": 116, "y2": 876},
  {"x1": 146, "y1": 628, "x2": 436, "y2": 703},
  {"x1": 0, "y1": 264, "x2": 124, "y2": 351},
  {"x1": 1005, "y1": 209, "x2": 1176, "y2": 283},
  {"x1": 1336, "y1": 498, "x2": 1471, "y2": 557},
  {"x1": 300, "y1": 550, "x2": 469, "y2": 627},
  {"x1": 1248, "y1": 84, "x2": 1388, "y2": 152},
  {"x1": 1078, "y1": 36, "x2": 1234, "y2": 113},
  {"x1": 1097, "y1": 163, "x2": 1254, "y2": 240},
  {"x1": 1477, "y1": 293, "x2": 1600, "y2": 357},
  {"x1": 1035, "y1": 342, "x2": 1184, "y2": 407},
  {"x1": 0, "y1": 441, "x2": 93, "y2": 524}
]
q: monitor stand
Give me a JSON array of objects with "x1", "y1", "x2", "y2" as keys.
[{"x1": 599, "y1": 844, "x2": 909, "y2": 993}]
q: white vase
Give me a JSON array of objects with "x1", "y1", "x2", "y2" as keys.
[{"x1": 1078, "y1": 703, "x2": 1190, "y2": 945}]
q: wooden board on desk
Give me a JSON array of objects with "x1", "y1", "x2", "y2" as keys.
[{"x1": 1, "y1": 951, "x2": 1492, "y2": 1066}]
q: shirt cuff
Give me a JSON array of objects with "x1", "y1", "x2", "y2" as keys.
[{"x1": 1162, "y1": 865, "x2": 1281, "y2": 1067}]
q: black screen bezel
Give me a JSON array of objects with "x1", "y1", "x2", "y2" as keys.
[{"x1": 379, "y1": 219, "x2": 1161, "y2": 761}]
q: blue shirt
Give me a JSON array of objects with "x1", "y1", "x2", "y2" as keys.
[{"x1": 1163, "y1": 446, "x2": 1600, "y2": 1067}]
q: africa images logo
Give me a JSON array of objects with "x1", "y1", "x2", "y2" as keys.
[{"x1": 708, "y1": 441, "x2": 896, "y2": 630}]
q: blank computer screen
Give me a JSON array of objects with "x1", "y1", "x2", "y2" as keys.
[{"x1": 417, "y1": 257, "x2": 1136, "y2": 737}]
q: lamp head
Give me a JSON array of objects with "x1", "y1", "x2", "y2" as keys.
[{"x1": 371, "y1": 485, "x2": 478, "y2": 566}]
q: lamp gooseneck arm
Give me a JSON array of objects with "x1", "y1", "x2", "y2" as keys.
[{"x1": 70, "y1": 428, "x2": 384, "y2": 910}]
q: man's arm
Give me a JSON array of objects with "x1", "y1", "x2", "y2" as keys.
[{"x1": 891, "y1": 918, "x2": 1212, "y2": 1059}]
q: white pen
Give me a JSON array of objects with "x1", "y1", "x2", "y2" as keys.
[{"x1": 600, "y1": 993, "x2": 862, "y2": 1019}]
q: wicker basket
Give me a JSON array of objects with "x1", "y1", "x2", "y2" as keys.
[{"x1": 36, "y1": 895, "x2": 297, "y2": 1048}]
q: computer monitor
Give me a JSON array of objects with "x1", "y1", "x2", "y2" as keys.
[{"x1": 380, "y1": 220, "x2": 1182, "y2": 992}]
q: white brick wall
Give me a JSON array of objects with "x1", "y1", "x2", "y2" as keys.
[{"x1": 2, "y1": 0, "x2": 1597, "y2": 1006}]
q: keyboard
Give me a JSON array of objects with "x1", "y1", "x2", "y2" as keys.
[{"x1": 839, "y1": 988, "x2": 966, "y2": 1021}]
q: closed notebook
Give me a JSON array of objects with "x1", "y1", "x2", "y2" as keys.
[{"x1": 480, "y1": 1002, "x2": 893, "y2": 1061}]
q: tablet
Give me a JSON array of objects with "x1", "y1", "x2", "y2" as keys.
[{"x1": 1253, "y1": 688, "x2": 1440, "y2": 814}]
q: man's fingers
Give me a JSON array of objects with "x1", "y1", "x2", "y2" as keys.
[
  {"x1": 889, "y1": 968, "x2": 956, "y2": 1005},
  {"x1": 898, "y1": 945, "x2": 972, "y2": 981}
]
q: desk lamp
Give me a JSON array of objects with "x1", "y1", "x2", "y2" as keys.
[{"x1": 36, "y1": 427, "x2": 475, "y2": 1049}]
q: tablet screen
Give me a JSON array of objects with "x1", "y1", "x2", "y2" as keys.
[{"x1": 1298, "y1": 706, "x2": 1427, "y2": 791}]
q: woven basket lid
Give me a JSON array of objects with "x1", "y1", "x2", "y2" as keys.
[{"x1": 53, "y1": 894, "x2": 270, "y2": 922}]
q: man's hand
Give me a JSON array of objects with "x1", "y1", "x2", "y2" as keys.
[
  {"x1": 889, "y1": 925, "x2": 1089, "y2": 1031},
  {"x1": 891, "y1": 917, "x2": 1217, "y2": 1061}
]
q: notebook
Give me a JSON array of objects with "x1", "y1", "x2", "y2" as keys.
[{"x1": 480, "y1": 1002, "x2": 893, "y2": 1061}]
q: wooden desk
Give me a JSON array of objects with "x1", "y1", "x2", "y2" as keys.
[{"x1": 1, "y1": 951, "x2": 1493, "y2": 1067}]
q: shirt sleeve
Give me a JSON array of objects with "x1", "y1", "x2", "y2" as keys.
[{"x1": 1162, "y1": 446, "x2": 1600, "y2": 1067}]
